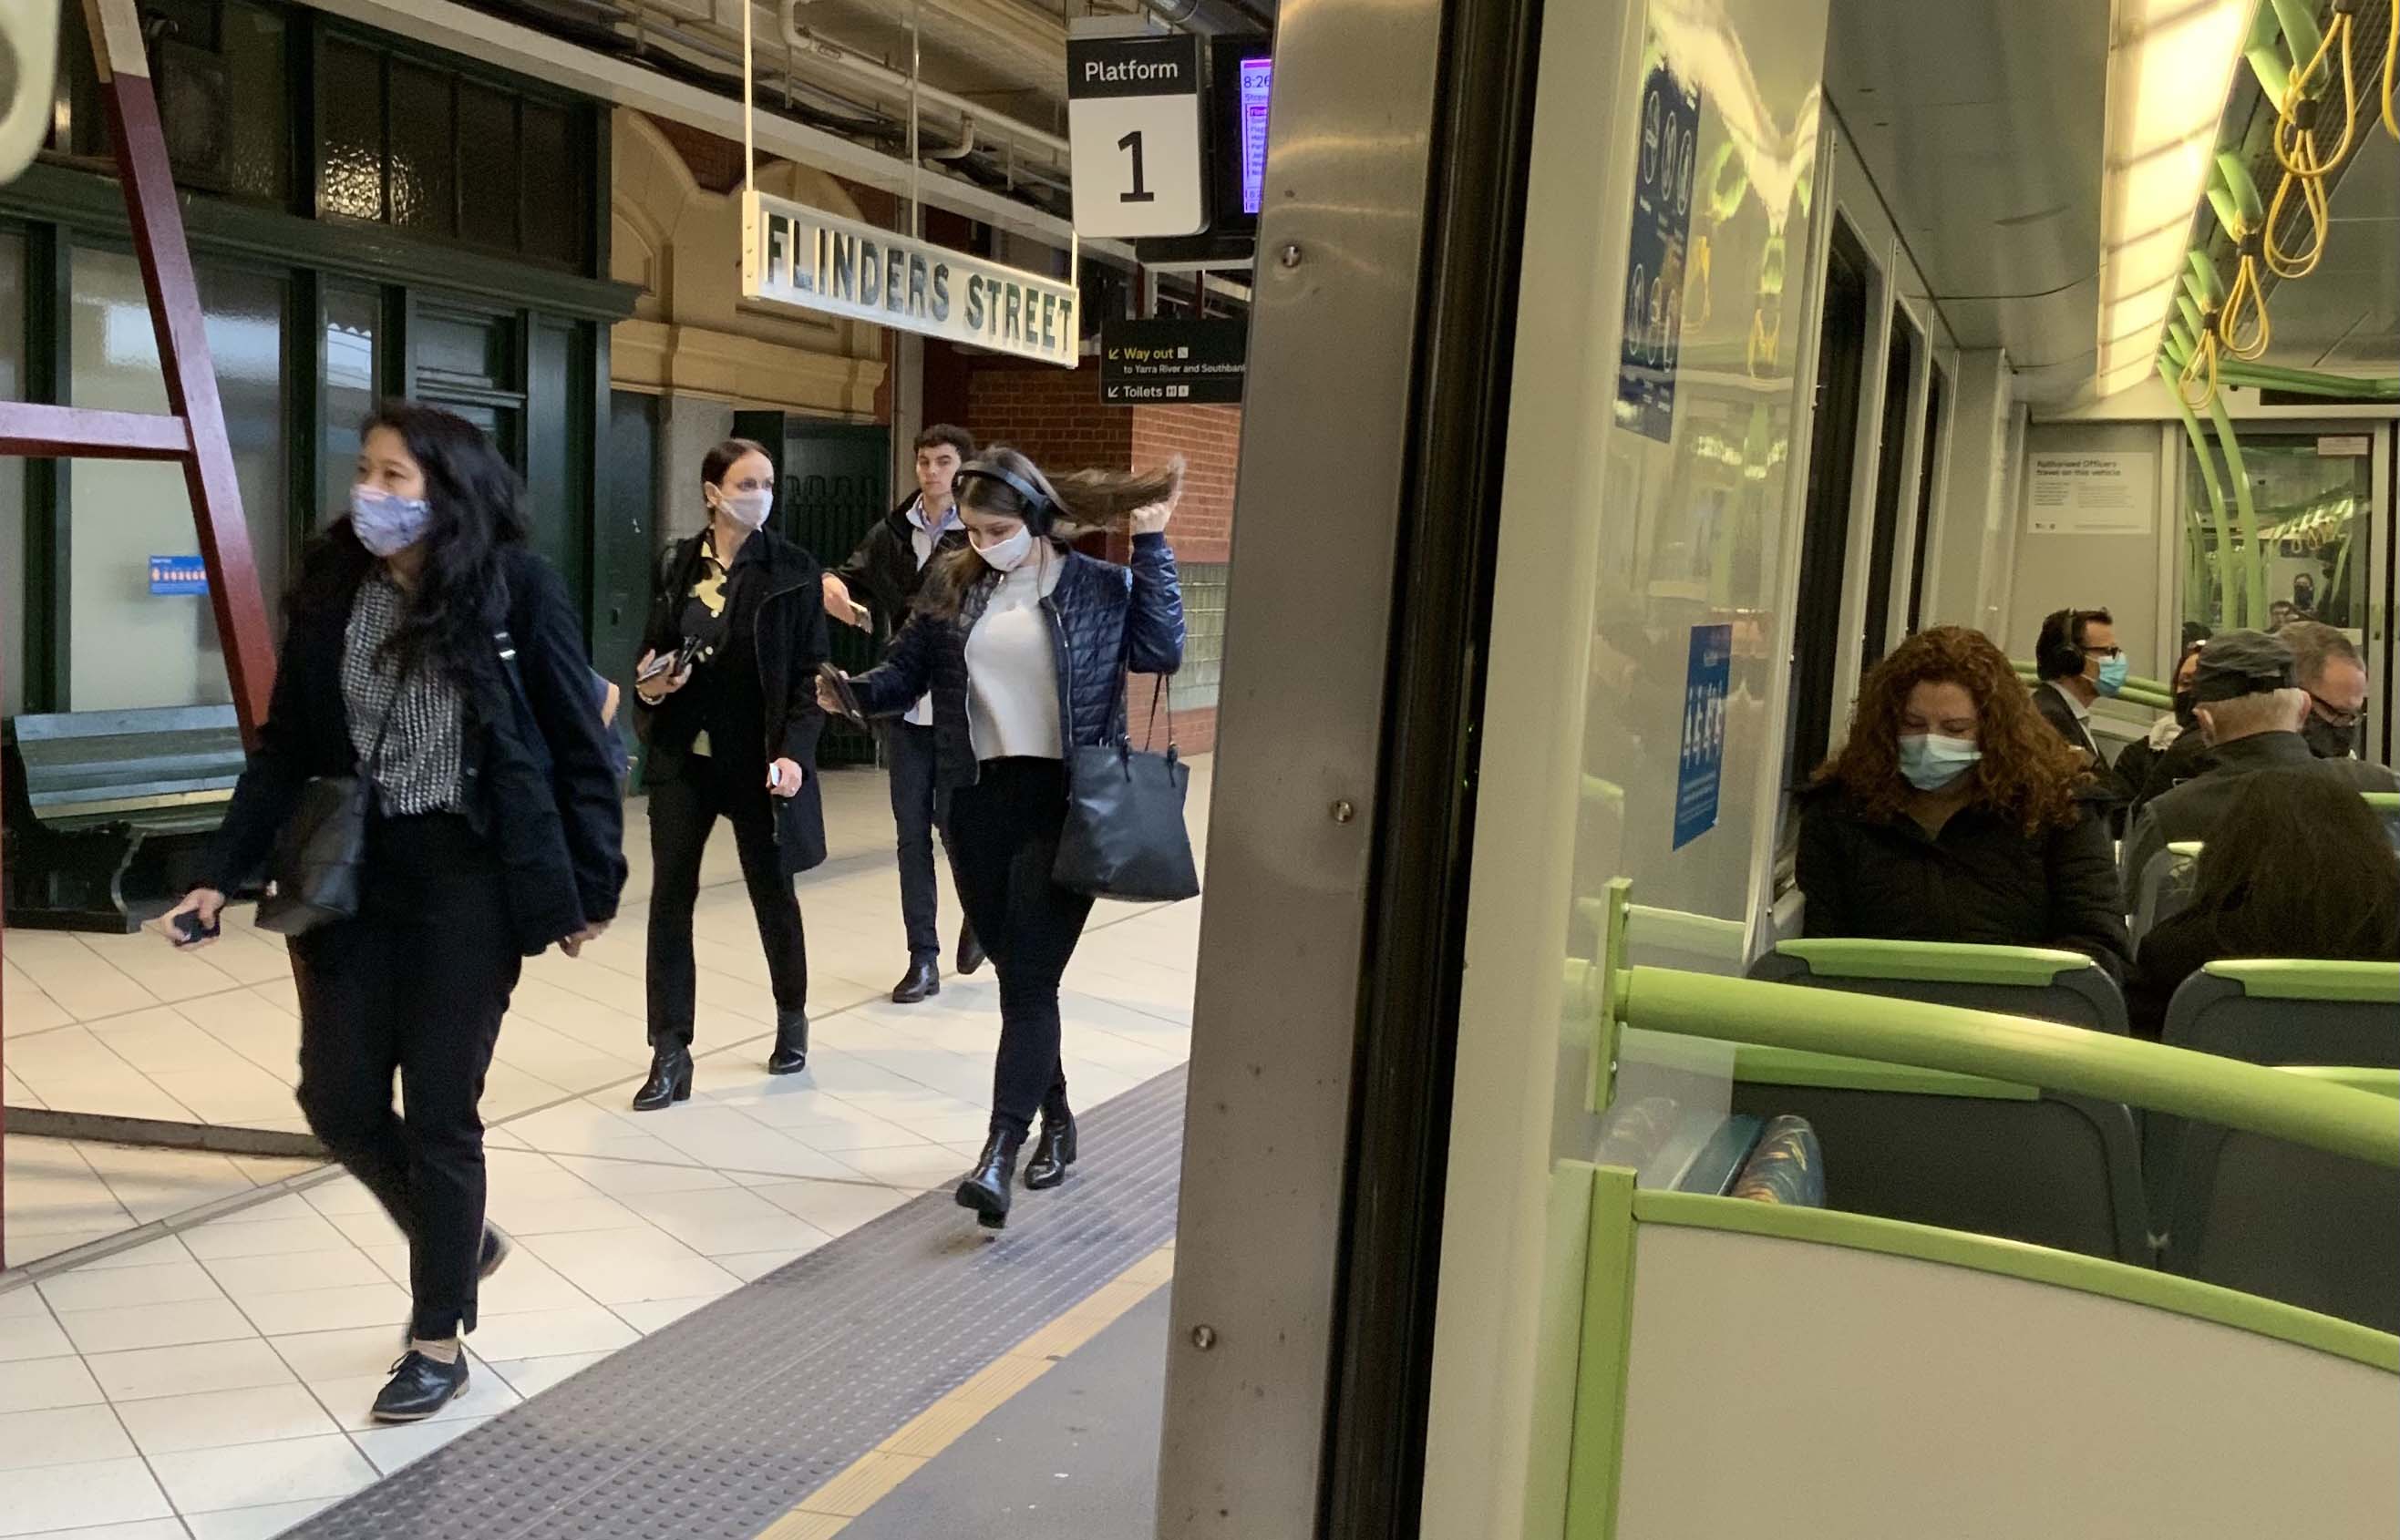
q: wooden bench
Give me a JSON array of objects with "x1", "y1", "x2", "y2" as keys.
[{"x1": 3, "y1": 704, "x2": 246, "y2": 931}]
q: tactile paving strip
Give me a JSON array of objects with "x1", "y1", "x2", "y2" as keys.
[{"x1": 283, "y1": 1066, "x2": 1189, "y2": 1540}]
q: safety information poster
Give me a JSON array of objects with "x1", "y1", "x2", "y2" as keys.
[
  {"x1": 1674, "y1": 623, "x2": 1732, "y2": 849},
  {"x1": 2025, "y1": 451, "x2": 2153, "y2": 535},
  {"x1": 1615, "y1": 33, "x2": 1702, "y2": 444}
]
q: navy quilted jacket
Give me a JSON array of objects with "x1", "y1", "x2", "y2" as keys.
[{"x1": 851, "y1": 533, "x2": 1184, "y2": 790}]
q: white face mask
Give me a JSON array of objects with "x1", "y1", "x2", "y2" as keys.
[
  {"x1": 715, "y1": 488, "x2": 772, "y2": 529},
  {"x1": 973, "y1": 527, "x2": 1035, "y2": 572}
]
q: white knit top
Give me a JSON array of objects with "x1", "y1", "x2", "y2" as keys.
[{"x1": 964, "y1": 553, "x2": 1065, "y2": 761}]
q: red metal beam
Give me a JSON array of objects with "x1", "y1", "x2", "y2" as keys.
[
  {"x1": 0, "y1": 402, "x2": 191, "y2": 459},
  {"x1": 89, "y1": 0, "x2": 276, "y2": 744}
]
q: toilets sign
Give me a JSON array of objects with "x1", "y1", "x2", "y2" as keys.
[{"x1": 742, "y1": 191, "x2": 1079, "y2": 368}]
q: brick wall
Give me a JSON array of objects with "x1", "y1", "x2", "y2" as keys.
[
  {"x1": 965, "y1": 362, "x2": 1136, "y2": 470},
  {"x1": 1130, "y1": 406, "x2": 1240, "y2": 565}
]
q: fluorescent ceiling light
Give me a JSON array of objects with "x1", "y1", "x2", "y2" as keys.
[{"x1": 2093, "y1": 0, "x2": 2251, "y2": 400}]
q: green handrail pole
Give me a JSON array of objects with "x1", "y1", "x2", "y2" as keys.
[
  {"x1": 2242, "y1": 0, "x2": 2294, "y2": 104},
  {"x1": 1622, "y1": 966, "x2": 2400, "y2": 1167},
  {"x1": 2205, "y1": 389, "x2": 2271, "y2": 629},
  {"x1": 2164, "y1": 359, "x2": 2240, "y2": 628},
  {"x1": 2266, "y1": 0, "x2": 2323, "y2": 88}
]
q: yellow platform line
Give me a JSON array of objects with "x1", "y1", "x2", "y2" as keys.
[{"x1": 754, "y1": 1242, "x2": 1177, "y2": 1540}]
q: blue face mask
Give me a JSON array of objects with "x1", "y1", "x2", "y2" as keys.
[
  {"x1": 1898, "y1": 733, "x2": 1982, "y2": 792},
  {"x1": 351, "y1": 485, "x2": 433, "y2": 558},
  {"x1": 2095, "y1": 654, "x2": 2130, "y2": 697}
]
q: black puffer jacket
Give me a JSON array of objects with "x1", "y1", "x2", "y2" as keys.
[{"x1": 850, "y1": 533, "x2": 1184, "y2": 790}]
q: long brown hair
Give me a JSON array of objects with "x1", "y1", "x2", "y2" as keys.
[
  {"x1": 916, "y1": 446, "x2": 1181, "y2": 619},
  {"x1": 1814, "y1": 625, "x2": 2086, "y2": 833},
  {"x1": 2183, "y1": 769, "x2": 2400, "y2": 960}
]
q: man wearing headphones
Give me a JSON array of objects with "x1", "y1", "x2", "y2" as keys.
[{"x1": 2033, "y1": 605, "x2": 2126, "y2": 765}]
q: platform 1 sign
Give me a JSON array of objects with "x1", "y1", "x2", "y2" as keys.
[
  {"x1": 1674, "y1": 623, "x2": 1731, "y2": 849},
  {"x1": 1099, "y1": 317, "x2": 1246, "y2": 404},
  {"x1": 1067, "y1": 35, "x2": 1207, "y2": 239},
  {"x1": 741, "y1": 190, "x2": 1078, "y2": 368}
]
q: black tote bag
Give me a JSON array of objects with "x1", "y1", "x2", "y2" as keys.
[
  {"x1": 255, "y1": 656, "x2": 413, "y2": 938},
  {"x1": 1052, "y1": 666, "x2": 1200, "y2": 905}
]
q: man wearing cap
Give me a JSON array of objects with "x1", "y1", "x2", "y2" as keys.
[{"x1": 2120, "y1": 628, "x2": 2400, "y2": 901}]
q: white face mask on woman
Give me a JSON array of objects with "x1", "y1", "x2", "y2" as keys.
[
  {"x1": 973, "y1": 526, "x2": 1035, "y2": 572},
  {"x1": 714, "y1": 488, "x2": 772, "y2": 529}
]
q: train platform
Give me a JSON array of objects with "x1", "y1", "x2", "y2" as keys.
[{"x1": 0, "y1": 763, "x2": 1207, "y2": 1540}]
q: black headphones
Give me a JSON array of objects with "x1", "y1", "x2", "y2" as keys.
[
  {"x1": 2035, "y1": 608, "x2": 2090, "y2": 680},
  {"x1": 953, "y1": 460, "x2": 1055, "y2": 530}
]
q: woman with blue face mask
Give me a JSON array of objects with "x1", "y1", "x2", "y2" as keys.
[
  {"x1": 821, "y1": 447, "x2": 1185, "y2": 1228},
  {"x1": 629, "y1": 438, "x2": 833, "y2": 1109},
  {"x1": 156, "y1": 404, "x2": 627, "y2": 1422},
  {"x1": 1795, "y1": 626, "x2": 2127, "y2": 970}
]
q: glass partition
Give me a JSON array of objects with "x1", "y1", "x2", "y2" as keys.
[{"x1": 2181, "y1": 431, "x2": 2374, "y2": 640}]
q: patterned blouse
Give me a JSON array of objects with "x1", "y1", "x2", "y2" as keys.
[{"x1": 342, "y1": 571, "x2": 468, "y2": 816}]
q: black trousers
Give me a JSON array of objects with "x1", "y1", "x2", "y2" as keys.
[
  {"x1": 947, "y1": 758, "x2": 1094, "y2": 1139},
  {"x1": 646, "y1": 752, "x2": 809, "y2": 1047},
  {"x1": 290, "y1": 814, "x2": 521, "y2": 1341},
  {"x1": 889, "y1": 721, "x2": 950, "y2": 960}
]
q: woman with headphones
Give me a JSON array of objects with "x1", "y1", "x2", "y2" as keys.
[{"x1": 822, "y1": 447, "x2": 1183, "y2": 1228}]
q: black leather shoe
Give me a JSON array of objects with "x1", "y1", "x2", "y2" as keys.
[
  {"x1": 891, "y1": 957, "x2": 942, "y2": 1004},
  {"x1": 957, "y1": 923, "x2": 986, "y2": 978},
  {"x1": 955, "y1": 1128, "x2": 1024, "y2": 1229},
  {"x1": 1023, "y1": 1111, "x2": 1077, "y2": 1190},
  {"x1": 767, "y1": 1011, "x2": 809, "y2": 1075},
  {"x1": 631, "y1": 1045, "x2": 693, "y2": 1111},
  {"x1": 370, "y1": 1350, "x2": 469, "y2": 1422}
]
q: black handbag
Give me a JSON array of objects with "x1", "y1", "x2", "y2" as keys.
[
  {"x1": 1053, "y1": 668, "x2": 1200, "y2": 905},
  {"x1": 254, "y1": 657, "x2": 410, "y2": 938}
]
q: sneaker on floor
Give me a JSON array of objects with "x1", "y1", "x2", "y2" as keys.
[{"x1": 371, "y1": 1350, "x2": 469, "y2": 1422}]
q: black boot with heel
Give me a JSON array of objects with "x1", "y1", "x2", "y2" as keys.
[
  {"x1": 1023, "y1": 1109, "x2": 1077, "y2": 1190},
  {"x1": 631, "y1": 1044, "x2": 693, "y2": 1111},
  {"x1": 955, "y1": 1128, "x2": 1024, "y2": 1229},
  {"x1": 767, "y1": 1010, "x2": 809, "y2": 1075}
]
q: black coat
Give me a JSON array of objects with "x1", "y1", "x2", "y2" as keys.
[
  {"x1": 2121, "y1": 731, "x2": 2400, "y2": 902},
  {"x1": 1796, "y1": 785, "x2": 2129, "y2": 972},
  {"x1": 850, "y1": 533, "x2": 1185, "y2": 792},
  {"x1": 832, "y1": 498, "x2": 969, "y2": 641},
  {"x1": 2033, "y1": 679, "x2": 2102, "y2": 762},
  {"x1": 635, "y1": 527, "x2": 830, "y2": 876},
  {"x1": 204, "y1": 538, "x2": 627, "y2": 955}
]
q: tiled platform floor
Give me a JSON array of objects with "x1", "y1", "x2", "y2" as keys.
[{"x1": 0, "y1": 761, "x2": 1207, "y2": 1540}]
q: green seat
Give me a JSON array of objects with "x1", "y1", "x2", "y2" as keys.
[
  {"x1": 1748, "y1": 939, "x2": 2129, "y2": 1035},
  {"x1": 2149, "y1": 961, "x2": 2400, "y2": 1248},
  {"x1": 2165, "y1": 1067, "x2": 2399, "y2": 1332},
  {"x1": 2364, "y1": 790, "x2": 2400, "y2": 847},
  {"x1": 1727, "y1": 1045, "x2": 2149, "y2": 1264}
]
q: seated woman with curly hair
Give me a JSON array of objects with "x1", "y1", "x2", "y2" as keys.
[{"x1": 1797, "y1": 625, "x2": 2128, "y2": 971}]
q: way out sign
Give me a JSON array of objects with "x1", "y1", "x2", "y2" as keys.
[{"x1": 1067, "y1": 35, "x2": 1206, "y2": 239}]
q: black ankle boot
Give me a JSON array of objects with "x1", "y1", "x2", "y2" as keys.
[
  {"x1": 767, "y1": 1010, "x2": 809, "y2": 1075},
  {"x1": 1023, "y1": 1110, "x2": 1077, "y2": 1190},
  {"x1": 955, "y1": 1128, "x2": 1024, "y2": 1228},
  {"x1": 891, "y1": 957, "x2": 941, "y2": 1004},
  {"x1": 956, "y1": 923, "x2": 986, "y2": 978},
  {"x1": 631, "y1": 1045, "x2": 693, "y2": 1111}
]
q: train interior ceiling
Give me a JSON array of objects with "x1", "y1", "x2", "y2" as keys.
[{"x1": 0, "y1": 0, "x2": 2396, "y2": 1537}]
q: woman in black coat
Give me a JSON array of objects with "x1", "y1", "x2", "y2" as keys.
[
  {"x1": 629, "y1": 438, "x2": 831, "y2": 1110},
  {"x1": 2127, "y1": 769, "x2": 2400, "y2": 1039},
  {"x1": 159, "y1": 403, "x2": 626, "y2": 1422},
  {"x1": 825, "y1": 447, "x2": 1184, "y2": 1229},
  {"x1": 1797, "y1": 625, "x2": 2128, "y2": 972}
]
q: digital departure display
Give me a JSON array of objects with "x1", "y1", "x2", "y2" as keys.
[{"x1": 1238, "y1": 56, "x2": 1272, "y2": 216}]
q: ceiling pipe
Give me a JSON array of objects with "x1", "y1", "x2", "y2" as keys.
[
  {"x1": 777, "y1": 0, "x2": 1069, "y2": 165},
  {"x1": 1140, "y1": 0, "x2": 1272, "y2": 33}
]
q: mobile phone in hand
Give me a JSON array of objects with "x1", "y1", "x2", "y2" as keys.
[
  {"x1": 636, "y1": 651, "x2": 680, "y2": 684},
  {"x1": 171, "y1": 910, "x2": 221, "y2": 947}
]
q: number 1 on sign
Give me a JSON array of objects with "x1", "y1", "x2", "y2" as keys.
[{"x1": 1118, "y1": 129, "x2": 1156, "y2": 204}]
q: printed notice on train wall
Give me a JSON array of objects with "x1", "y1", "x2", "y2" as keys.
[
  {"x1": 1674, "y1": 624, "x2": 1732, "y2": 849},
  {"x1": 2026, "y1": 451, "x2": 2154, "y2": 536},
  {"x1": 1615, "y1": 33, "x2": 1702, "y2": 445}
]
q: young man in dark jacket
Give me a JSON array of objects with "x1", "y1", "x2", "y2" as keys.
[{"x1": 822, "y1": 425, "x2": 982, "y2": 1002}]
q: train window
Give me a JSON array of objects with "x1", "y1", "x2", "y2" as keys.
[
  {"x1": 1905, "y1": 364, "x2": 1948, "y2": 634},
  {"x1": 1859, "y1": 314, "x2": 1920, "y2": 668},
  {"x1": 1778, "y1": 218, "x2": 1873, "y2": 806}
]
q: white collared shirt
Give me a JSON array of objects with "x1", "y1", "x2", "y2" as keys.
[{"x1": 901, "y1": 497, "x2": 961, "y2": 727}]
